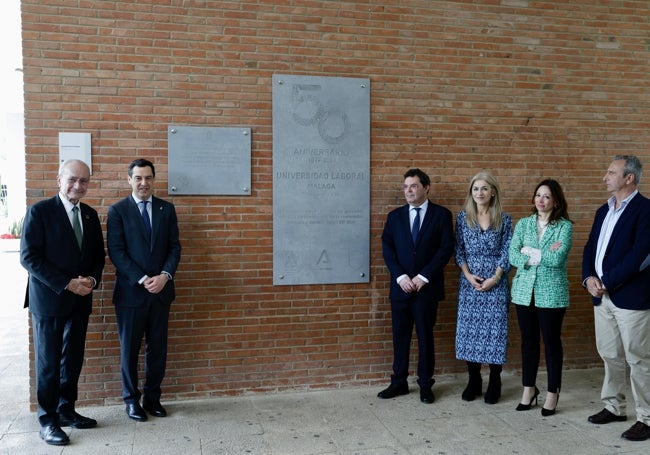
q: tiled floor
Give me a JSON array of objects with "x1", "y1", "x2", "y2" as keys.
[{"x1": 0, "y1": 250, "x2": 646, "y2": 454}]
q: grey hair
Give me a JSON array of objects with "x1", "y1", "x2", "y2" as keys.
[{"x1": 613, "y1": 155, "x2": 643, "y2": 185}]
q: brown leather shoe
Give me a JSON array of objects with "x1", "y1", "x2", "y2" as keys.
[
  {"x1": 588, "y1": 408, "x2": 627, "y2": 424},
  {"x1": 621, "y1": 421, "x2": 650, "y2": 441}
]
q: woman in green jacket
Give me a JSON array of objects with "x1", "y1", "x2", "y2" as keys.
[{"x1": 509, "y1": 179, "x2": 573, "y2": 417}]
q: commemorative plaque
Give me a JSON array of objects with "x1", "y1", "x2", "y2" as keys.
[
  {"x1": 273, "y1": 74, "x2": 370, "y2": 285},
  {"x1": 167, "y1": 125, "x2": 251, "y2": 195}
]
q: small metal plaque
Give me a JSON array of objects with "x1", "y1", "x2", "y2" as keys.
[
  {"x1": 168, "y1": 126, "x2": 251, "y2": 195},
  {"x1": 273, "y1": 74, "x2": 370, "y2": 285}
]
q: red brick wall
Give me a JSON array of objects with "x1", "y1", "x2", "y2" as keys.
[{"x1": 21, "y1": 0, "x2": 650, "y2": 407}]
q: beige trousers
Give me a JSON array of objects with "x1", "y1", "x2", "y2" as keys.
[{"x1": 594, "y1": 294, "x2": 650, "y2": 424}]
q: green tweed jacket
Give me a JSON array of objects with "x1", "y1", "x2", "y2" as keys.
[{"x1": 509, "y1": 214, "x2": 573, "y2": 308}]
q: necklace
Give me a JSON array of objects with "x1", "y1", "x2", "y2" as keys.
[{"x1": 537, "y1": 217, "x2": 549, "y2": 237}]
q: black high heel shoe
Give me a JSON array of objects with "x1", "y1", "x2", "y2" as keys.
[
  {"x1": 541, "y1": 392, "x2": 559, "y2": 416},
  {"x1": 516, "y1": 387, "x2": 539, "y2": 411}
]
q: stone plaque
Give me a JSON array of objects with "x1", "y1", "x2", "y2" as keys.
[
  {"x1": 168, "y1": 126, "x2": 251, "y2": 195},
  {"x1": 273, "y1": 74, "x2": 370, "y2": 285}
]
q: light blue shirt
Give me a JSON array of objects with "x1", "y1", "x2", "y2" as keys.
[
  {"x1": 595, "y1": 190, "x2": 638, "y2": 277},
  {"x1": 132, "y1": 195, "x2": 152, "y2": 226}
]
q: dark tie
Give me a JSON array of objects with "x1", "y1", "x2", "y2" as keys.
[
  {"x1": 141, "y1": 200, "x2": 152, "y2": 237},
  {"x1": 72, "y1": 206, "x2": 83, "y2": 248},
  {"x1": 411, "y1": 207, "x2": 421, "y2": 243}
]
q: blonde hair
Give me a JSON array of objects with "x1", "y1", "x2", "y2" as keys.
[{"x1": 463, "y1": 172, "x2": 503, "y2": 231}]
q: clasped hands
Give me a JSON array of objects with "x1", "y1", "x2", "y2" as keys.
[
  {"x1": 465, "y1": 274, "x2": 497, "y2": 292},
  {"x1": 399, "y1": 275, "x2": 426, "y2": 293},
  {"x1": 585, "y1": 276, "x2": 606, "y2": 298},
  {"x1": 66, "y1": 276, "x2": 95, "y2": 296},
  {"x1": 143, "y1": 274, "x2": 169, "y2": 294}
]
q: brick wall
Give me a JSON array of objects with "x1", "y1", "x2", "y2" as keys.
[{"x1": 21, "y1": 0, "x2": 650, "y2": 407}]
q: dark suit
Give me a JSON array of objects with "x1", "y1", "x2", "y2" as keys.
[
  {"x1": 107, "y1": 195, "x2": 181, "y2": 405},
  {"x1": 382, "y1": 201, "x2": 454, "y2": 389},
  {"x1": 20, "y1": 195, "x2": 105, "y2": 426}
]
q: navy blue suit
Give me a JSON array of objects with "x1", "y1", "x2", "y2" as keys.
[
  {"x1": 20, "y1": 195, "x2": 105, "y2": 425},
  {"x1": 582, "y1": 192, "x2": 650, "y2": 310},
  {"x1": 382, "y1": 201, "x2": 454, "y2": 388},
  {"x1": 107, "y1": 195, "x2": 181, "y2": 405}
]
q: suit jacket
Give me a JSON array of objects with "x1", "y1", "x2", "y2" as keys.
[
  {"x1": 509, "y1": 214, "x2": 573, "y2": 308},
  {"x1": 582, "y1": 192, "x2": 650, "y2": 309},
  {"x1": 20, "y1": 195, "x2": 105, "y2": 317},
  {"x1": 107, "y1": 195, "x2": 181, "y2": 307},
  {"x1": 382, "y1": 201, "x2": 454, "y2": 302}
]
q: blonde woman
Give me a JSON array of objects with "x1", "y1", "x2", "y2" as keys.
[{"x1": 455, "y1": 172, "x2": 512, "y2": 404}]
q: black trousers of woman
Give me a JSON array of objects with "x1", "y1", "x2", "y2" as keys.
[{"x1": 515, "y1": 297, "x2": 566, "y2": 393}]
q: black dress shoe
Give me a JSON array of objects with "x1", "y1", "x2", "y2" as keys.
[
  {"x1": 39, "y1": 424, "x2": 70, "y2": 446},
  {"x1": 621, "y1": 421, "x2": 650, "y2": 441},
  {"x1": 59, "y1": 410, "x2": 97, "y2": 429},
  {"x1": 126, "y1": 403, "x2": 148, "y2": 421},
  {"x1": 377, "y1": 383, "x2": 409, "y2": 399},
  {"x1": 143, "y1": 400, "x2": 167, "y2": 417},
  {"x1": 588, "y1": 408, "x2": 627, "y2": 424},
  {"x1": 420, "y1": 388, "x2": 435, "y2": 404}
]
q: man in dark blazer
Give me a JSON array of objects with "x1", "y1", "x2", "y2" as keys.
[
  {"x1": 379, "y1": 168, "x2": 454, "y2": 404},
  {"x1": 582, "y1": 155, "x2": 650, "y2": 442},
  {"x1": 20, "y1": 159, "x2": 105, "y2": 446},
  {"x1": 107, "y1": 159, "x2": 181, "y2": 422}
]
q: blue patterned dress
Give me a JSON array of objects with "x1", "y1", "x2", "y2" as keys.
[{"x1": 455, "y1": 210, "x2": 513, "y2": 364}]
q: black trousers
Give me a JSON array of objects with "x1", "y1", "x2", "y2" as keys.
[
  {"x1": 515, "y1": 298, "x2": 566, "y2": 393},
  {"x1": 390, "y1": 296, "x2": 438, "y2": 389},
  {"x1": 31, "y1": 310, "x2": 89, "y2": 426},
  {"x1": 115, "y1": 300, "x2": 170, "y2": 404}
]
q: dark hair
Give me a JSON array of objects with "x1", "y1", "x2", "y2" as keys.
[
  {"x1": 403, "y1": 168, "x2": 430, "y2": 187},
  {"x1": 530, "y1": 179, "x2": 572, "y2": 223},
  {"x1": 613, "y1": 154, "x2": 643, "y2": 185},
  {"x1": 128, "y1": 159, "x2": 155, "y2": 177}
]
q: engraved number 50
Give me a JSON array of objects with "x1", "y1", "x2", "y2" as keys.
[{"x1": 291, "y1": 84, "x2": 349, "y2": 144}]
